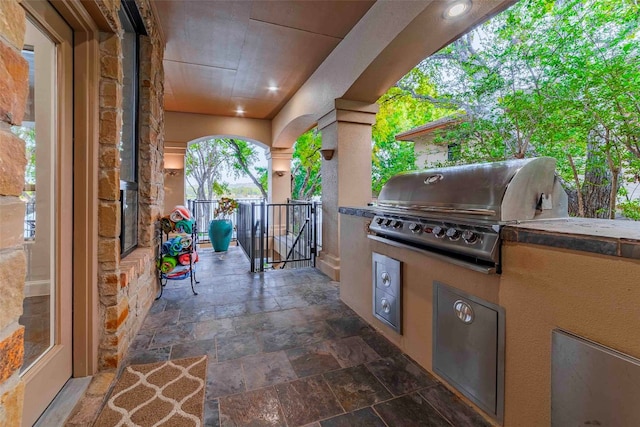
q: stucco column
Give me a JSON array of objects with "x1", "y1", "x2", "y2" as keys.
[
  {"x1": 163, "y1": 141, "x2": 187, "y2": 214},
  {"x1": 266, "y1": 148, "x2": 293, "y2": 245},
  {"x1": 317, "y1": 99, "x2": 378, "y2": 280},
  {"x1": 267, "y1": 147, "x2": 293, "y2": 204}
]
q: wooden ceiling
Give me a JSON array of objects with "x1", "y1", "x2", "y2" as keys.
[{"x1": 155, "y1": 1, "x2": 375, "y2": 119}]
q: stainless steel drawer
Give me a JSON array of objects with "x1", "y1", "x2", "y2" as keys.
[
  {"x1": 372, "y1": 252, "x2": 402, "y2": 333},
  {"x1": 374, "y1": 289, "x2": 399, "y2": 330},
  {"x1": 373, "y1": 252, "x2": 400, "y2": 297},
  {"x1": 552, "y1": 330, "x2": 640, "y2": 426},
  {"x1": 433, "y1": 282, "x2": 504, "y2": 422}
]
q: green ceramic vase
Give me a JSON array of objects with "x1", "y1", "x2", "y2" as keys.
[{"x1": 208, "y1": 219, "x2": 232, "y2": 252}]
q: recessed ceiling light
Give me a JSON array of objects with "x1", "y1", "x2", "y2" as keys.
[
  {"x1": 268, "y1": 85, "x2": 278, "y2": 92},
  {"x1": 444, "y1": 0, "x2": 471, "y2": 19},
  {"x1": 235, "y1": 107, "x2": 244, "y2": 115}
]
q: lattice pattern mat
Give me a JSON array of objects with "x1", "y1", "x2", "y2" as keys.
[{"x1": 94, "y1": 355, "x2": 207, "y2": 427}]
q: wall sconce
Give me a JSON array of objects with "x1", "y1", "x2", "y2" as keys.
[
  {"x1": 165, "y1": 168, "x2": 180, "y2": 176},
  {"x1": 320, "y1": 148, "x2": 335, "y2": 160}
]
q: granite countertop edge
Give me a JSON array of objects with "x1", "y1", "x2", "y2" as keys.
[{"x1": 339, "y1": 207, "x2": 640, "y2": 261}]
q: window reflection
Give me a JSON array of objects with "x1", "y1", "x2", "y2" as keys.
[{"x1": 14, "y1": 24, "x2": 56, "y2": 373}]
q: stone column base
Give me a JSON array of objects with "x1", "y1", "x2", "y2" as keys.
[{"x1": 317, "y1": 251, "x2": 340, "y2": 281}]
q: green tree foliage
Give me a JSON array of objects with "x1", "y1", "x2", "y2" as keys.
[
  {"x1": 225, "y1": 138, "x2": 268, "y2": 199},
  {"x1": 401, "y1": 0, "x2": 640, "y2": 218},
  {"x1": 185, "y1": 139, "x2": 226, "y2": 200},
  {"x1": 185, "y1": 138, "x2": 267, "y2": 200},
  {"x1": 255, "y1": 166, "x2": 268, "y2": 195},
  {"x1": 12, "y1": 125, "x2": 36, "y2": 208},
  {"x1": 12, "y1": 126, "x2": 36, "y2": 185},
  {"x1": 291, "y1": 128, "x2": 322, "y2": 200},
  {"x1": 289, "y1": 70, "x2": 447, "y2": 199},
  {"x1": 372, "y1": 68, "x2": 451, "y2": 194}
]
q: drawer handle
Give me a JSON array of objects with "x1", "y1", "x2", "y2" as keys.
[
  {"x1": 381, "y1": 272, "x2": 391, "y2": 287},
  {"x1": 453, "y1": 300, "x2": 474, "y2": 324},
  {"x1": 381, "y1": 298, "x2": 391, "y2": 313}
]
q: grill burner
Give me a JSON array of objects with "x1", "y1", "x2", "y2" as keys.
[{"x1": 369, "y1": 157, "x2": 568, "y2": 273}]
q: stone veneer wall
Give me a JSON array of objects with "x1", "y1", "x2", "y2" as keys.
[
  {"x1": 0, "y1": 0, "x2": 164, "y2": 422},
  {"x1": 95, "y1": 0, "x2": 165, "y2": 370},
  {"x1": 0, "y1": 0, "x2": 29, "y2": 424}
]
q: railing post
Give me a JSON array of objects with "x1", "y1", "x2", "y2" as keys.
[
  {"x1": 312, "y1": 202, "x2": 317, "y2": 266},
  {"x1": 250, "y1": 202, "x2": 255, "y2": 273},
  {"x1": 286, "y1": 198, "x2": 290, "y2": 235},
  {"x1": 259, "y1": 202, "x2": 265, "y2": 273}
]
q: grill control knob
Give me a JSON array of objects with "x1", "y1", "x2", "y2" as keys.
[
  {"x1": 375, "y1": 217, "x2": 384, "y2": 225},
  {"x1": 384, "y1": 218, "x2": 393, "y2": 226},
  {"x1": 432, "y1": 226, "x2": 445, "y2": 239},
  {"x1": 392, "y1": 220, "x2": 402, "y2": 228},
  {"x1": 446, "y1": 228, "x2": 461, "y2": 241},
  {"x1": 462, "y1": 230, "x2": 479, "y2": 244},
  {"x1": 408, "y1": 223, "x2": 422, "y2": 233}
]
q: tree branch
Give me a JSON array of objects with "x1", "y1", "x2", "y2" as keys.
[
  {"x1": 568, "y1": 153, "x2": 585, "y2": 217},
  {"x1": 394, "y1": 81, "x2": 474, "y2": 115},
  {"x1": 226, "y1": 139, "x2": 268, "y2": 199}
]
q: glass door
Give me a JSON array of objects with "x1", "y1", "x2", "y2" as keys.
[{"x1": 16, "y1": 2, "x2": 73, "y2": 425}]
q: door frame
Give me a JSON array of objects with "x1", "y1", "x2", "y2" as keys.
[
  {"x1": 21, "y1": 0, "x2": 104, "y2": 381},
  {"x1": 19, "y1": 3, "x2": 73, "y2": 425},
  {"x1": 52, "y1": 0, "x2": 103, "y2": 378}
]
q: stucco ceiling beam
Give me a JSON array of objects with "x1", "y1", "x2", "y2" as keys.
[
  {"x1": 271, "y1": 0, "x2": 431, "y2": 148},
  {"x1": 164, "y1": 111, "x2": 272, "y2": 148}
]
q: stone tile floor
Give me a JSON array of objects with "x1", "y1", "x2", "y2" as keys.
[{"x1": 125, "y1": 246, "x2": 490, "y2": 427}]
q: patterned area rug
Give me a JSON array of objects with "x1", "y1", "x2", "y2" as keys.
[{"x1": 94, "y1": 356, "x2": 207, "y2": 427}]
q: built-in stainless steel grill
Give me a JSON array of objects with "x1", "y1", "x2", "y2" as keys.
[{"x1": 369, "y1": 157, "x2": 568, "y2": 273}]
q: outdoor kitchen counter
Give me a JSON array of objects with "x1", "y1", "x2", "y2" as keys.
[
  {"x1": 338, "y1": 206, "x2": 376, "y2": 218},
  {"x1": 338, "y1": 207, "x2": 640, "y2": 426},
  {"x1": 501, "y1": 217, "x2": 640, "y2": 259},
  {"x1": 339, "y1": 207, "x2": 640, "y2": 260}
]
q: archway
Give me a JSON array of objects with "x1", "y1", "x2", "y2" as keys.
[{"x1": 164, "y1": 135, "x2": 271, "y2": 212}]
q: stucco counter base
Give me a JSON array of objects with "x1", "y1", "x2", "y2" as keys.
[{"x1": 339, "y1": 209, "x2": 640, "y2": 426}]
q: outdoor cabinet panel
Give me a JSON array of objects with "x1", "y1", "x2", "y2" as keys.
[
  {"x1": 433, "y1": 282, "x2": 504, "y2": 422},
  {"x1": 551, "y1": 330, "x2": 640, "y2": 426}
]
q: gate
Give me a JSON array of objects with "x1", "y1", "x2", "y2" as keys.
[
  {"x1": 237, "y1": 201, "x2": 319, "y2": 272},
  {"x1": 188, "y1": 198, "x2": 263, "y2": 243}
]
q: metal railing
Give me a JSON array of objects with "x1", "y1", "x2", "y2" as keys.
[
  {"x1": 24, "y1": 200, "x2": 35, "y2": 240},
  {"x1": 236, "y1": 202, "x2": 264, "y2": 270},
  {"x1": 237, "y1": 201, "x2": 319, "y2": 272},
  {"x1": 188, "y1": 198, "x2": 264, "y2": 243},
  {"x1": 288, "y1": 199, "x2": 322, "y2": 252}
]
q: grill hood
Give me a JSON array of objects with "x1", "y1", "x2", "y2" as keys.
[{"x1": 377, "y1": 157, "x2": 568, "y2": 223}]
